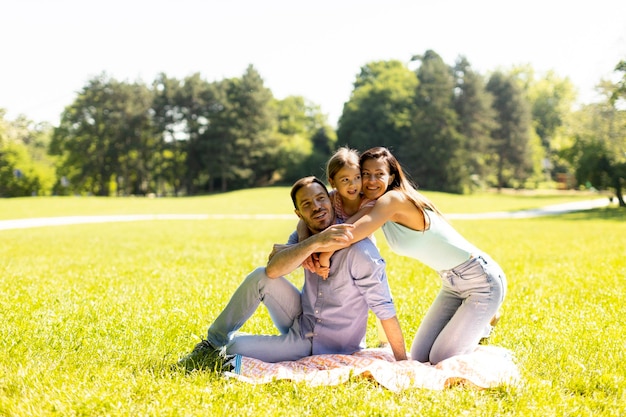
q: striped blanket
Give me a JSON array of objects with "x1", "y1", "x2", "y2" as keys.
[{"x1": 224, "y1": 345, "x2": 519, "y2": 392}]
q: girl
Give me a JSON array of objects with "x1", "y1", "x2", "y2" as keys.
[
  {"x1": 297, "y1": 146, "x2": 374, "y2": 277},
  {"x1": 327, "y1": 147, "x2": 506, "y2": 364}
]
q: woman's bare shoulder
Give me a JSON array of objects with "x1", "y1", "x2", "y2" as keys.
[{"x1": 379, "y1": 189, "x2": 410, "y2": 205}]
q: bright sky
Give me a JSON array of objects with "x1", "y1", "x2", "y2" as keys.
[{"x1": 2, "y1": 0, "x2": 625, "y2": 127}]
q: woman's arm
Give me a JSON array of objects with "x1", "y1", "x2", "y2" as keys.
[
  {"x1": 345, "y1": 192, "x2": 401, "y2": 242},
  {"x1": 320, "y1": 191, "x2": 422, "y2": 252}
]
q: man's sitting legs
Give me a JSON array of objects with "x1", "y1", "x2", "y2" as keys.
[{"x1": 177, "y1": 267, "x2": 310, "y2": 369}]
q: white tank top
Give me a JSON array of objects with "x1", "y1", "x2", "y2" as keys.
[{"x1": 381, "y1": 210, "x2": 479, "y2": 271}]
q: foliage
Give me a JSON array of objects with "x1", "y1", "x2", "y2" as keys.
[
  {"x1": 560, "y1": 77, "x2": 626, "y2": 206},
  {"x1": 337, "y1": 60, "x2": 417, "y2": 152},
  {"x1": 336, "y1": 54, "x2": 562, "y2": 194},
  {"x1": 50, "y1": 74, "x2": 156, "y2": 196},
  {"x1": 0, "y1": 111, "x2": 56, "y2": 196},
  {"x1": 0, "y1": 191, "x2": 624, "y2": 416},
  {"x1": 273, "y1": 96, "x2": 336, "y2": 183},
  {"x1": 3, "y1": 57, "x2": 624, "y2": 198},
  {"x1": 610, "y1": 60, "x2": 626, "y2": 104},
  {"x1": 401, "y1": 50, "x2": 465, "y2": 193},
  {"x1": 486, "y1": 72, "x2": 533, "y2": 189},
  {"x1": 453, "y1": 57, "x2": 498, "y2": 191},
  {"x1": 47, "y1": 67, "x2": 334, "y2": 196}
]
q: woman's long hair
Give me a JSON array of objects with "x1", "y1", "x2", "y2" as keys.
[{"x1": 359, "y1": 147, "x2": 444, "y2": 223}]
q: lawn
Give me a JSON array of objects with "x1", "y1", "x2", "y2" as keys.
[{"x1": 0, "y1": 190, "x2": 624, "y2": 416}]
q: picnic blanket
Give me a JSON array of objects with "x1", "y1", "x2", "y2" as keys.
[{"x1": 224, "y1": 345, "x2": 520, "y2": 392}]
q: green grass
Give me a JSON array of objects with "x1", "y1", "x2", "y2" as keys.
[
  {"x1": 1, "y1": 191, "x2": 625, "y2": 416},
  {"x1": 0, "y1": 187, "x2": 609, "y2": 219}
]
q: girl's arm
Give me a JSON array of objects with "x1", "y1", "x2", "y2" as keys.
[{"x1": 296, "y1": 218, "x2": 312, "y2": 242}]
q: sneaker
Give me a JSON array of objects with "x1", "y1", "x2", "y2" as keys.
[{"x1": 176, "y1": 339, "x2": 228, "y2": 372}]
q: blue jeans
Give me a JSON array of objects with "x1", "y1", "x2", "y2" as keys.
[
  {"x1": 410, "y1": 255, "x2": 506, "y2": 364},
  {"x1": 206, "y1": 267, "x2": 313, "y2": 363}
]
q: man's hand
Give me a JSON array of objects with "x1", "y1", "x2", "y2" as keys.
[
  {"x1": 312, "y1": 224, "x2": 354, "y2": 252},
  {"x1": 266, "y1": 224, "x2": 354, "y2": 279}
]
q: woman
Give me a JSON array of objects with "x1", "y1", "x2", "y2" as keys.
[{"x1": 329, "y1": 147, "x2": 506, "y2": 364}]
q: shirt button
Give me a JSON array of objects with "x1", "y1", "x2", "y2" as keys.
[
  {"x1": 318, "y1": 292, "x2": 322, "y2": 296},
  {"x1": 315, "y1": 310, "x2": 319, "y2": 314}
]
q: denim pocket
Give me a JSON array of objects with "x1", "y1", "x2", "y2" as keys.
[{"x1": 452, "y1": 259, "x2": 491, "y2": 294}]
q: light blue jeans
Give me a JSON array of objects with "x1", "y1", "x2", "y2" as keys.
[
  {"x1": 410, "y1": 255, "x2": 506, "y2": 364},
  {"x1": 206, "y1": 267, "x2": 313, "y2": 363}
]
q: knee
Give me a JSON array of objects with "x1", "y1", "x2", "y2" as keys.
[
  {"x1": 429, "y1": 344, "x2": 468, "y2": 365},
  {"x1": 244, "y1": 266, "x2": 270, "y2": 284}
]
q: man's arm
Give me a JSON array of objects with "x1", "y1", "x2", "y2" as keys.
[
  {"x1": 379, "y1": 316, "x2": 407, "y2": 361},
  {"x1": 345, "y1": 239, "x2": 407, "y2": 361},
  {"x1": 266, "y1": 226, "x2": 352, "y2": 279}
]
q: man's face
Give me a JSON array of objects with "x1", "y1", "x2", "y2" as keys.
[{"x1": 295, "y1": 182, "x2": 335, "y2": 234}]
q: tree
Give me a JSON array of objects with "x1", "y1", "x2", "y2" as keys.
[
  {"x1": 113, "y1": 81, "x2": 157, "y2": 195},
  {"x1": 337, "y1": 60, "x2": 417, "y2": 153},
  {"x1": 486, "y1": 71, "x2": 533, "y2": 190},
  {"x1": 151, "y1": 73, "x2": 188, "y2": 196},
  {"x1": 274, "y1": 96, "x2": 335, "y2": 183},
  {"x1": 51, "y1": 74, "x2": 156, "y2": 196},
  {"x1": 0, "y1": 111, "x2": 56, "y2": 197},
  {"x1": 610, "y1": 60, "x2": 626, "y2": 105},
  {"x1": 563, "y1": 74, "x2": 625, "y2": 206},
  {"x1": 174, "y1": 73, "x2": 225, "y2": 193},
  {"x1": 402, "y1": 50, "x2": 464, "y2": 193},
  {"x1": 453, "y1": 56, "x2": 498, "y2": 190},
  {"x1": 221, "y1": 65, "x2": 278, "y2": 190},
  {"x1": 512, "y1": 66, "x2": 577, "y2": 185}
]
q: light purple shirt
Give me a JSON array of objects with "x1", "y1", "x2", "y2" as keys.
[{"x1": 287, "y1": 231, "x2": 396, "y2": 355}]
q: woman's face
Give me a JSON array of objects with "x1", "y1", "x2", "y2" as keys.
[
  {"x1": 361, "y1": 158, "x2": 394, "y2": 200},
  {"x1": 329, "y1": 165, "x2": 362, "y2": 202}
]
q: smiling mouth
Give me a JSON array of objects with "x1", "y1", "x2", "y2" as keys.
[{"x1": 364, "y1": 187, "x2": 383, "y2": 198}]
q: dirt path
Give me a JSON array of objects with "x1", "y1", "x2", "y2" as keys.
[{"x1": 0, "y1": 198, "x2": 612, "y2": 231}]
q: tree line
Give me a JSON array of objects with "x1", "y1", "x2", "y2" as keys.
[{"x1": 1, "y1": 50, "x2": 625, "y2": 205}]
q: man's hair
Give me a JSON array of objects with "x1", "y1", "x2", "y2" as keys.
[{"x1": 290, "y1": 176, "x2": 329, "y2": 209}]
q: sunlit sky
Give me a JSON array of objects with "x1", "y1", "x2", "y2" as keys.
[{"x1": 2, "y1": 0, "x2": 625, "y2": 127}]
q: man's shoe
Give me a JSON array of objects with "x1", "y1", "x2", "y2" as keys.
[{"x1": 176, "y1": 339, "x2": 227, "y2": 372}]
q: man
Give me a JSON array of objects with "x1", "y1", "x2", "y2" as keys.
[{"x1": 178, "y1": 176, "x2": 406, "y2": 370}]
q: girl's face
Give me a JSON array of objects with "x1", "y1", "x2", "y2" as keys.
[
  {"x1": 361, "y1": 158, "x2": 394, "y2": 200},
  {"x1": 329, "y1": 165, "x2": 362, "y2": 202}
]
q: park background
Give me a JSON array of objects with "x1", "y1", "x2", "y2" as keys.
[
  {"x1": 1, "y1": 1, "x2": 625, "y2": 415},
  {"x1": 1, "y1": 1, "x2": 625, "y2": 202}
]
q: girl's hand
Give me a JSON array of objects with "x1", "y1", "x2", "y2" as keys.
[
  {"x1": 316, "y1": 265, "x2": 330, "y2": 279},
  {"x1": 301, "y1": 253, "x2": 317, "y2": 273},
  {"x1": 310, "y1": 253, "x2": 330, "y2": 279}
]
